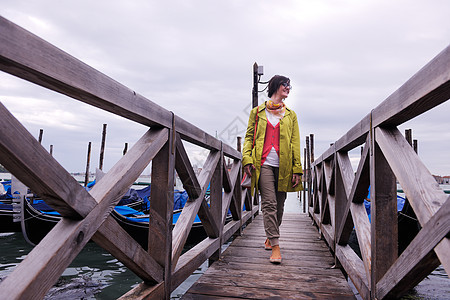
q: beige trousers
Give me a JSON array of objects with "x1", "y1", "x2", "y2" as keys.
[{"x1": 259, "y1": 165, "x2": 287, "y2": 247}]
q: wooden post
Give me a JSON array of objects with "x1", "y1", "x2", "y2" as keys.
[
  {"x1": 209, "y1": 144, "x2": 224, "y2": 265},
  {"x1": 413, "y1": 139, "x2": 418, "y2": 154},
  {"x1": 99, "y1": 123, "x2": 107, "y2": 170},
  {"x1": 84, "y1": 142, "x2": 92, "y2": 187},
  {"x1": 405, "y1": 129, "x2": 412, "y2": 146},
  {"x1": 148, "y1": 120, "x2": 175, "y2": 299},
  {"x1": 252, "y1": 63, "x2": 258, "y2": 108},
  {"x1": 370, "y1": 132, "x2": 398, "y2": 298},
  {"x1": 237, "y1": 136, "x2": 242, "y2": 153},
  {"x1": 38, "y1": 129, "x2": 43, "y2": 144},
  {"x1": 303, "y1": 147, "x2": 307, "y2": 213},
  {"x1": 123, "y1": 143, "x2": 128, "y2": 155},
  {"x1": 49, "y1": 145, "x2": 53, "y2": 156},
  {"x1": 310, "y1": 133, "x2": 315, "y2": 163},
  {"x1": 306, "y1": 136, "x2": 311, "y2": 208}
]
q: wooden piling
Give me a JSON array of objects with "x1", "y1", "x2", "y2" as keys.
[
  {"x1": 84, "y1": 142, "x2": 92, "y2": 187},
  {"x1": 123, "y1": 143, "x2": 128, "y2": 155},
  {"x1": 99, "y1": 123, "x2": 107, "y2": 170},
  {"x1": 38, "y1": 129, "x2": 43, "y2": 144}
]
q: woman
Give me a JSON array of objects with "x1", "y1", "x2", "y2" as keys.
[{"x1": 242, "y1": 75, "x2": 303, "y2": 264}]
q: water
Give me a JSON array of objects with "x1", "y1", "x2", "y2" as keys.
[{"x1": 1, "y1": 174, "x2": 448, "y2": 299}]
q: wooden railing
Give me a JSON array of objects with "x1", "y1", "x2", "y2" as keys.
[
  {"x1": 0, "y1": 16, "x2": 258, "y2": 299},
  {"x1": 306, "y1": 45, "x2": 450, "y2": 299}
]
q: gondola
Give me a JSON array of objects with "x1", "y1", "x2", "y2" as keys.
[
  {"x1": 19, "y1": 186, "x2": 210, "y2": 249},
  {"x1": 0, "y1": 180, "x2": 21, "y2": 233}
]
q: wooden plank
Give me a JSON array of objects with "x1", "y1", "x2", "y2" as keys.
[
  {"x1": 350, "y1": 202, "x2": 372, "y2": 284},
  {"x1": 183, "y1": 214, "x2": 355, "y2": 300},
  {"x1": 118, "y1": 282, "x2": 164, "y2": 300},
  {"x1": 149, "y1": 135, "x2": 175, "y2": 297},
  {"x1": 221, "y1": 158, "x2": 232, "y2": 193},
  {"x1": 222, "y1": 219, "x2": 242, "y2": 242},
  {"x1": 172, "y1": 150, "x2": 220, "y2": 267},
  {"x1": 172, "y1": 237, "x2": 220, "y2": 291},
  {"x1": 0, "y1": 127, "x2": 169, "y2": 298},
  {"x1": 175, "y1": 134, "x2": 201, "y2": 200},
  {"x1": 375, "y1": 126, "x2": 450, "y2": 275},
  {"x1": 0, "y1": 16, "x2": 241, "y2": 159},
  {"x1": 184, "y1": 283, "x2": 355, "y2": 300},
  {"x1": 335, "y1": 149, "x2": 371, "y2": 283},
  {"x1": 370, "y1": 133, "x2": 398, "y2": 297},
  {"x1": 336, "y1": 244, "x2": 370, "y2": 300},
  {"x1": 337, "y1": 137, "x2": 370, "y2": 246},
  {"x1": 321, "y1": 160, "x2": 332, "y2": 225},
  {"x1": 376, "y1": 197, "x2": 450, "y2": 298},
  {"x1": 319, "y1": 45, "x2": 450, "y2": 160},
  {"x1": 92, "y1": 216, "x2": 163, "y2": 283},
  {"x1": 0, "y1": 102, "x2": 92, "y2": 217},
  {"x1": 221, "y1": 160, "x2": 240, "y2": 225}
]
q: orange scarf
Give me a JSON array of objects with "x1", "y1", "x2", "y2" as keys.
[{"x1": 266, "y1": 100, "x2": 286, "y2": 118}]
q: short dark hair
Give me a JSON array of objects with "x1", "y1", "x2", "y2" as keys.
[{"x1": 267, "y1": 75, "x2": 290, "y2": 98}]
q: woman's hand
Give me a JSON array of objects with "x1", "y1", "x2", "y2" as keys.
[
  {"x1": 292, "y1": 173, "x2": 301, "y2": 188},
  {"x1": 244, "y1": 164, "x2": 255, "y2": 177}
]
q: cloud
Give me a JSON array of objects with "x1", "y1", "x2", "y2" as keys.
[{"x1": 1, "y1": 0, "x2": 449, "y2": 175}]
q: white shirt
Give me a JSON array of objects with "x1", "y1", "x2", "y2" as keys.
[{"x1": 263, "y1": 109, "x2": 285, "y2": 167}]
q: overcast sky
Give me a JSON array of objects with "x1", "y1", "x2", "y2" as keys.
[{"x1": 1, "y1": 1, "x2": 449, "y2": 177}]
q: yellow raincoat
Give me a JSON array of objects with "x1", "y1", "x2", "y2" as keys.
[{"x1": 242, "y1": 102, "x2": 303, "y2": 196}]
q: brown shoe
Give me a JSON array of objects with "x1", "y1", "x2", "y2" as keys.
[
  {"x1": 264, "y1": 238, "x2": 272, "y2": 250},
  {"x1": 270, "y1": 245, "x2": 282, "y2": 264}
]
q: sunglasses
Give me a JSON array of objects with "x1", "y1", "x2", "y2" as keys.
[{"x1": 281, "y1": 82, "x2": 292, "y2": 90}]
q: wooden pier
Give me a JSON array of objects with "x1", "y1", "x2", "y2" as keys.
[
  {"x1": 0, "y1": 16, "x2": 448, "y2": 299},
  {"x1": 182, "y1": 213, "x2": 356, "y2": 299}
]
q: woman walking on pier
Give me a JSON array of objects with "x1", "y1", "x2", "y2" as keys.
[{"x1": 242, "y1": 75, "x2": 303, "y2": 264}]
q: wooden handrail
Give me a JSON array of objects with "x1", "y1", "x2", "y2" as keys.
[
  {"x1": 0, "y1": 16, "x2": 255, "y2": 300},
  {"x1": 0, "y1": 16, "x2": 240, "y2": 160},
  {"x1": 307, "y1": 44, "x2": 450, "y2": 299}
]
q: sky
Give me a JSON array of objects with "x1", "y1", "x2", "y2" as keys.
[{"x1": 1, "y1": 0, "x2": 449, "y2": 177}]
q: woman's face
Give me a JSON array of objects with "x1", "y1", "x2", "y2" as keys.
[{"x1": 276, "y1": 82, "x2": 291, "y2": 99}]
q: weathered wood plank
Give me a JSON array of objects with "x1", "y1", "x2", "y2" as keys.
[
  {"x1": 0, "y1": 102, "x2": 92, "y2": 217},
  {"x1": 172, "y1": 150, "x2": 220, "y2": 267},
  {"x1": 318, "y1": 45, "x2": 450, "y2": 160},
  {"x1": 0, "y1": 127, "x2": 169, "y2": 298},
  {"x1": 336, "y1": 244, "x2": 370, "y2": 300},
  {"x1": 175, "y1": 134, "x2": 201, "y2": 200},
  {"x1": 171, "y1": 237, "x2": 220, "y2": 291},
  {"x1": 0, "y1": 16, "x2": 241, "y2": 159},
  {"x1": 183, "y1": 214, "x2": 355, "y2": 300},
  {"x1": 149, "y1": 134, "x2": 175, "y2": 298},
  {"x1": 335, "y1": 149, "x2": 372, "y2": 284},
  {"x1": 221, "y1": 160, "x2": 240, "y2": 225},
  {"x1": 375, "y1": 126, "x2": 450, "y2": 276},
  {"x1": 185, "y1": 283, "x2": 355, "y2": 300},
  {"x1": 92, "y1": 216, "x2": 163, "y2": 283},
  {"x1": 376, "y1": 197, "x2": 449, "y2": 298},
  {"x1": 370, "y1": 132, "x2": 398, "y2": 297},
  {"x1": 118, "y1": 282, "x2": 164, "y2": 300}
]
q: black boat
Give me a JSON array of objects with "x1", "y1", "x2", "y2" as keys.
[
  {"x1": 0, "y1": 180, "x2": 21, "y2": 233},
  {"x1": 20, "y1": 187, "x2": 209, "y2": 249}
]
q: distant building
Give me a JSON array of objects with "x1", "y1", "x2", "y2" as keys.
[{"x1": 432, "y1": 175, "x2": 450, "y2": 184}]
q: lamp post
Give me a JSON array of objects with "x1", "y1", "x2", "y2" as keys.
[{"x1": 252, "y1": 62, "x2": 264, "y2": 108}]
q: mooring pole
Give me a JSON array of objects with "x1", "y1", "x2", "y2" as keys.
[
  {"x1": 38, "y1": 129, "x2": 43, "y2": 144},
  {"x1": 123, "y1": 143, "x2": 128, "y2": 155},
  {"x1": 84, "y1": 142, "x2": 92, "y2": 187},
  {"x1": 99, "y1": 123, "x2": 107, "y2": 170}
]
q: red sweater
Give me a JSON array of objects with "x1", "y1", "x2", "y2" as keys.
[{"x1": 260, "y1": 122, "x2": 280, "y2": 165}]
